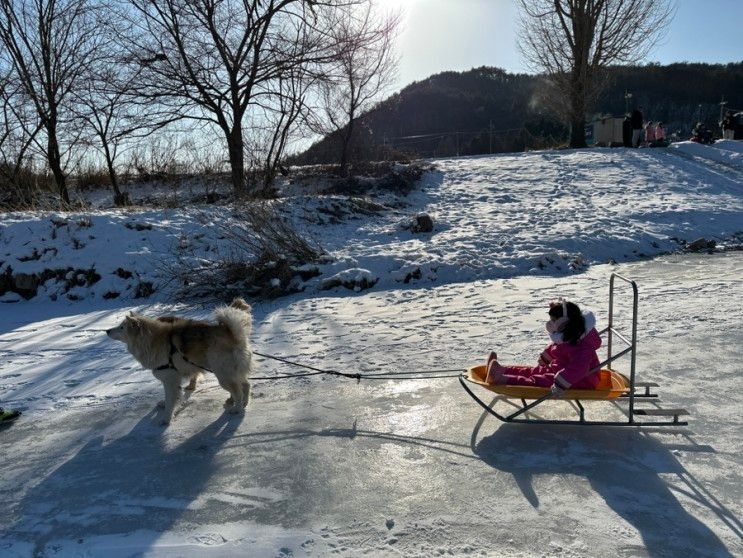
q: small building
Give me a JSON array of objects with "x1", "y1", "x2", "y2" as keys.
[{"x1": 592, "y1": 116, "x2": 626, "y2": 147}]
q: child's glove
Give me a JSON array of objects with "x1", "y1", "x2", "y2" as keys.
[{"x1": 538, "y1": 350, "x2": 553, "y2": 367}]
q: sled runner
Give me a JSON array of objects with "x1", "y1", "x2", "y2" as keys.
[{"x1": 460, "y1": 273, "x2": 689, "y2": 426}]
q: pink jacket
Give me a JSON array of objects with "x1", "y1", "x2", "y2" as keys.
[
  {"x1": 538, "y1": 312, "x2": 602, "y2": 389},
  {"x1": 645, "y1": 123, "x2": 656, "y2": 142}
]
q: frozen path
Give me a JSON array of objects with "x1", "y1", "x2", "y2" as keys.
[{"x1": 0, "y1": 253, "x2": 741, "y2": 557}]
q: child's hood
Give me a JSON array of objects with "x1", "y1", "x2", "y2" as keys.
[
  {"x1": 581, "y1": 310, "x2": 602, "y2": 350},
  {"x1": 583, "y1": 311, "x2": 596, "y2": 334}
]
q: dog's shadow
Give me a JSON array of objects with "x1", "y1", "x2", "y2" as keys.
[
  {"x1": 472, "y1": 417, "x2": 738, "y2": 558},
  {"x1": 12, "y1": 407, "x2": 243, "y2": 555}
]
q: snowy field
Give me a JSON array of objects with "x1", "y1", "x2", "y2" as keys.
[
  {"x1": 1, "y1": 144, "x2": 742, "y2": 303},
  {"x1": 0, "y1": 145, "x2": 742, "y2": 557}
]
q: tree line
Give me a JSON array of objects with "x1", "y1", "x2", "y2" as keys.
[{"x1": 0, "y1": 0, "x2": 399, "y2": 207}]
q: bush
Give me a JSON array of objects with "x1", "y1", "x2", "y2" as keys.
[{"x1": 165, "y1": 202, "x2": 324, "y2": 300}]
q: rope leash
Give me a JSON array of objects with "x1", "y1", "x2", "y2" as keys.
[
  {"x1": 160, "y1": 345, "x2": 464, "y2": 383},
  {"x1": 251, "y1": 350, "x2": 464, "y2": 382}
]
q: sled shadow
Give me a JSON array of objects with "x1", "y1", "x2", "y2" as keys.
[
  {"x1": 473, "y1": 421, "x2": 738, "y2": 558},
  {"x1": 10, "y1": 408, "x2": 243, "y2": 556}
]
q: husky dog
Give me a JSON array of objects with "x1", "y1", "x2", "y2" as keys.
[{"x1": 107, "y1": 298, "x2": 253, "y2": 425}]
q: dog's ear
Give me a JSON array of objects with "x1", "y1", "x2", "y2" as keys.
[{"x1": 125, "y1": 315, "x2": 141, "y2": 329}]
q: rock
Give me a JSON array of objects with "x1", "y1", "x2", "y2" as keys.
[
  {"x1": 686, "y1": 237, "x2": 716, "y2": 252},
  {"x1": 13, "y1": 272, "x2": 39, "y2": 296},
  {"x1": 320, "y1": 268, "x2": 378, "y2": 292},
  {"x1": 410, "y1": 213, "x2": 434, "y2": 233},
  {"x1": 0, "y1": 269, "x2": 12, "y2": 294}
]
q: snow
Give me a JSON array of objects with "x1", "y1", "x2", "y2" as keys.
[
  {"x1": 1, "y1": 146, "x2": 742, "y2": 557},
  {"x1": 669, "y1": 140, "x2": 743, "y2": 169},
  {"x1": 2, "y1": 147, "x2": 742, "y2": 303}
]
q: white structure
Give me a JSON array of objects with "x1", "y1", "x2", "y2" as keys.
[{"x1": 593, "y1": 116, "x2": 626, "y2": 146}]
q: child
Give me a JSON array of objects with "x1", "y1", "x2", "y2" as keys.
[{"x1": 486, "y1": 299, "x2": 602, "y2": 395}]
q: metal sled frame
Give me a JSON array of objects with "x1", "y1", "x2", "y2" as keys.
[{"x1": 459, "y1": 273, "x2": 689, "y2": 427}]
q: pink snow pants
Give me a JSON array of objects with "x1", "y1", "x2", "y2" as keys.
[{"x1": 500, "y1": 365, "x2": 555, "y2": 387}]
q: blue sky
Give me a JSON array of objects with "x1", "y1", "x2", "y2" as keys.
[{"x1": 380, "y1": 0, "x2": 743, "y2": 91}]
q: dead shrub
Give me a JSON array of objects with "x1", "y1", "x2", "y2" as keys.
[{"x1": 165, "y1": 201, "x2": 324, "y2": 300}]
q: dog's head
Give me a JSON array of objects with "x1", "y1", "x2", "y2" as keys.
[{"x1": 106, "y1": 313, "x2": 144, "y2": 343}]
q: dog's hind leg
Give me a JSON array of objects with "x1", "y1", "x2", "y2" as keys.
[
  {"x1": 220, "y1": 379, "x2": 245, "y2": 414},
  {"x1": 185, "y1": 371, "x2": 202, "y2": 391}
]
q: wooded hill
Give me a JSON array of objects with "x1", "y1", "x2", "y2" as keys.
[{"x1": 295, "y1": 62, "x2": 743, "y2": 163}]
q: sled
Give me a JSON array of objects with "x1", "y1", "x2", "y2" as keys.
[
  {"x1": 460, "y1": 273, "x2": 689, "y2": 426},
  {"x1": 464, "y1": 365, "x2": 629, "y2": 400}
]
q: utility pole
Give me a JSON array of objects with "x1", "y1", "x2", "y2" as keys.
[
  {"x1": 489, "y1": 120, "x2": 493, "y2": 154},
  {"x1": 719, "y1": 95, "x2": 728, "y2": 126}
]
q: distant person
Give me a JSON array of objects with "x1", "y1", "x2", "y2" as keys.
[
  {"x1": 631, "y1": 107, "x2": 644, "y2": 147},
  {"x1": 644, "y1": 121, "x2": 656, "y2": 146},
  {"x1": 655, "y1": 122, "x2": 666, "y2": 142},
  {"x1": 721, "y1": 111, "x2": 735, "y2": 140},
  {"x1": 622, "y1": 115, "x2": 633, "y2": 147},
  {"x1": 691, "y1": 122, "x2": 714, "y2": 145},
  {"x1": 484, "y1": 300, "x2": 602, "y2": 394}
]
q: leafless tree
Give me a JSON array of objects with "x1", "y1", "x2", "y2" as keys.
[
  {"x1": 73, "y1": 45, "x2": 180, "y2": 206},
  {"x1": 519, "y1": 0, "x2": 675, "y2": 148},
  {"x1": 125, "y1": 0, "x2": 360, "y2": 197},
  {"x1": 310, "y1": 3, "x2": 399, "y2": 176},
  {"x1": 0, "y1": 0, "x2": 103, "y2": 203},
  {"x1": 0, "y1": 69, "x2": 43, "y2": 203}
]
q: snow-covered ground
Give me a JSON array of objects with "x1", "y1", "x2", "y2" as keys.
[
  {"x1": 1, "y1": 146, "x2": 742, "y2": 557},
  {"x1": 670, "y1": 139, "x2": 743, "y2": 170},
  {"x1": 1, "y1": 146, "x2": 742, "y2": 303}
]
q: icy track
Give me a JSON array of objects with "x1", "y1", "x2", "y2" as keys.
[{"x1": 1, "y1": 252, "x2": 741, "y2": 557}]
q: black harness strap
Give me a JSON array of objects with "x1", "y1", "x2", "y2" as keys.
[
  {"x1": 154, "y1": 335, "x2": 211, "y2": 372},
  {"x1": 154, "y1": 339, "x2": 178, "y2": 371}
]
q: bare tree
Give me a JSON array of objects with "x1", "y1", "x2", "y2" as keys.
[
  {"x1": 0, "y1": 69, "x2": 43, "y2": 204},
  {"x1": 310, "y1": 4, "x2": 399, "y2": 176},
  {"x1": 125, "y1": 0, "x2": 358, "y2": 197},
  {"x1": 0, "y1": 0, "x2": 103, "y2": 203},
  {"x1": 73, "y1": 52, "x2": 180, "y2": 206},
  {"x1": 519, "y1": 0, "x2": 675, "y2": 148}
]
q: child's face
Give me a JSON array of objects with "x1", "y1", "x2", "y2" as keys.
[
  {"x1": 546, "y1": 314, "x2": 560, "y2": 334},
  {"x1": 546, "y1": 302, "x2": 569, "y2": 334}
]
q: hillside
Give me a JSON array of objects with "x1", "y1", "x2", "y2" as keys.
[{"x1": 297, "y1": 62, "x2": 743, "y2": 163}]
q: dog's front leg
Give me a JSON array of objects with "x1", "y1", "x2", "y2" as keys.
[{"x1": 159, "y1": 373, "x2": 182, "y2": 425}]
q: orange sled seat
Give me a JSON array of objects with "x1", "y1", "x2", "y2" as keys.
[{"x1": 465, "y1": 365, "x2": 630, "y2": 400}]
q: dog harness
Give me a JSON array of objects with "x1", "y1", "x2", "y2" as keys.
[
  {"x1": 155, "y1": 338, "x2": 179, "y2": 371},
  {"x1": 155, "y1": 335, "x2": 214, "y2": 374}
]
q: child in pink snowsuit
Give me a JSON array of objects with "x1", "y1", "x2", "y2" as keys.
[{"x1": 486, "y1": 300, "x2": 602, "y2": 394}]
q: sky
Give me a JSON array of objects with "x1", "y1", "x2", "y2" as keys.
[{"x1": 376, "y1": 0, "x2": 743, "y2": 92}]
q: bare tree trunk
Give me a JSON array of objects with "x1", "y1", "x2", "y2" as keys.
[
  {"x1": 101, "y1": 141, "x2": 126, "y2": 205},
  {"x1": 569, "y1": 76, "x2": 587, "y2": 148},
  {"x1": 339, "y1": 118, "x2": 354, "y2": 177},
  {"x1": 47, "y1": 126, "x2": 70, "y2": 203},
  {"x1": 227, "y1": 125, "x2": 245, "y2": 197}
]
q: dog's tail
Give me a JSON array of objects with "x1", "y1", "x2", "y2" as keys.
[{"x1": 216, "y1": 298, "x2": 252, "y2": 345}]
